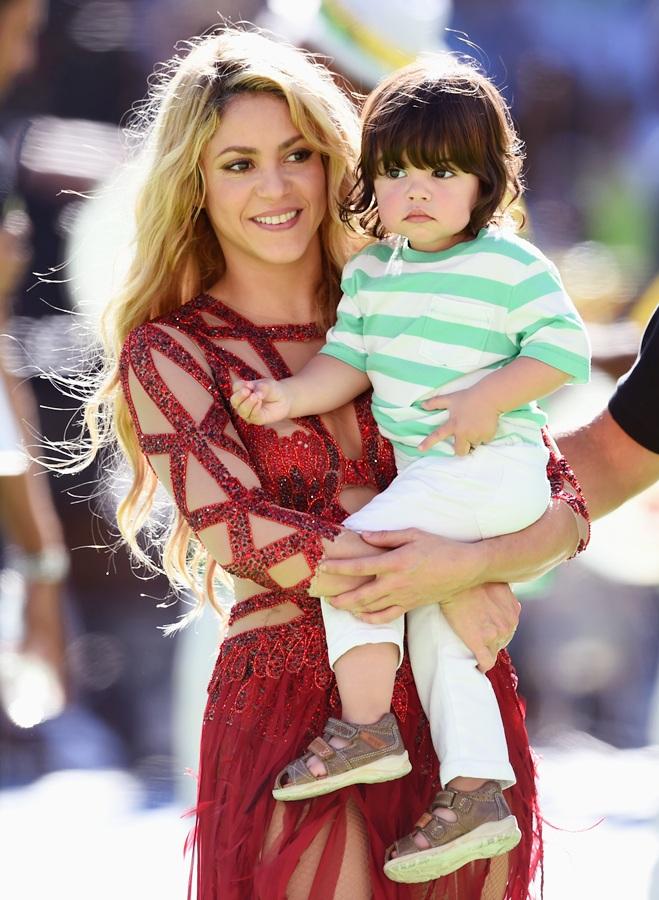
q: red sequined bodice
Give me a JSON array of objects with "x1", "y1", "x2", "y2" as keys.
[{"x1": 120, "y1": 293, "x2": 396, "y2": 617}]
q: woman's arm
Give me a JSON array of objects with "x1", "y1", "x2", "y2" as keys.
[
  {"x1": 307, "y1": 451, "x2": 582, "y2": 671},
  {"x1": 311, "y1": 496, "x2": 578, "y2": 609},
  {"x1": 312, "y1": 428, "x2": 591, "y2": 610},
  {"x1": 121, "y1": 321, "x2": 379, "y2": 591}
]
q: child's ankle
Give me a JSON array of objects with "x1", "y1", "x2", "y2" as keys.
[
  {"x1": 341, "y1": 708, "x2": 390, "y2": 726},
  {"x1": 446, "y1": 776, "x2": 489, "y2": 792}
]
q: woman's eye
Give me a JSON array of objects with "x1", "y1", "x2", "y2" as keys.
[
  {"x1": 385, "y1": 167, "x2": 406, "y2": 179},
  {"x1": 433, "y1": 169, "x2": 455, "y2": 179},
  {"x1": 223, "y1": 159, "x2": 252, "y2": 173},
  {"x1": 286, "y1": 148, "x2": 313, "y2": 163}
]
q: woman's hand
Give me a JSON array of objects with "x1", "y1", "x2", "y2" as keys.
[
  {"x1": 314, "y1": 527, "x2": 487, "y2": 612},
  {"x1": 351, "y1": 580, "x2": 520, "y2": 674},
  {"x1": 309, "y1": 528, "x2": 387, "y2": 598},
  {"x1": 314, "y1": 528, "x2": 519, "y2": 671},
  {"x1": 438, "y1": 583, "x2": 520, "y2": 673}
]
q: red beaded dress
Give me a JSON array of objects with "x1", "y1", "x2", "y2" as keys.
[{"x1": 119, "y1": 293, "x2": 580, "y2": 900}]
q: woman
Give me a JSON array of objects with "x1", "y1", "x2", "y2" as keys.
[{"x1": 80, "y1": 28, "x2": 586, "y2": 899}]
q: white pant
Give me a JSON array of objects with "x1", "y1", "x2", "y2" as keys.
[{"x1": 322, "y1": 443, "x2": 550, "y2": 788}]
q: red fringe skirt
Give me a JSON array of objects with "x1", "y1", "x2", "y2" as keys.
[{"x1": 188, "y1": 609, "x2": 542, "y2": 899}]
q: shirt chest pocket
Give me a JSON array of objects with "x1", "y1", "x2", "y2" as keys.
[{"x1": 417, "y1": 297, "x2": 496, "y2": 373}]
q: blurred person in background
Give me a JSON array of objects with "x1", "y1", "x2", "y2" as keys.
[
  {"x1": 0, "y1": 0, "x2": 41, "y2": 93},
  {"x1": 0, "y1": 0, "x2": 69, "y2": 739},
  {"x1": 0, "y1": 0, "x2": 137, "y2": 787},
  {"x1": 0, "y1": 0, "x2": 191, "y2": 799}
]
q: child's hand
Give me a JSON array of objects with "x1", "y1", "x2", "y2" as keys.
[
  {"x1": 230, "y1": 378, "x2": 292, "y2": 424},
  {"x1": 419, "y1": 387, "x2": 499, "y2": 455}
]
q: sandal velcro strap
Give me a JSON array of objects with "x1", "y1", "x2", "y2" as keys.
[
  {"x1": 432, "y1": 789, "x2": 474, "y2": 815},
  {"x1": 432, "y1": 790, "x2": 457, "y2": 809},
  {"x1": 324, "y1": 718, "x2": 358, "y2": 740},
  {"x1": 422, "y1": 816, "x2": 450, "y2": 842},
  {"x1": 308, "y1": 736, "x2": 336, "y2": 759}
]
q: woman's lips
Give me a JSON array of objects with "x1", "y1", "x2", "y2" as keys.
[{"x1": 251, "y1": 209, "x2": 302, "y2": 230}]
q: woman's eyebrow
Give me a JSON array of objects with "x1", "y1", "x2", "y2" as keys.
[{"x1": 216, "y1": 134, "x2": 304, "y2": 158}]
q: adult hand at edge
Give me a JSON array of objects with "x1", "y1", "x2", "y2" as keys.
[
  {"x1": 350, "y1": 583, "x2": 521, "y2": 672},
  {"x1": 439, "y1": 582, "x2": 520, "y2": 673},
  {"x1": 309, "y1": 527, "x2": 386, "y2": 599},
  {"x1": 354, "y1": 581, "x2": 520, "y2": 673},
  {"x1": 316, "y1": 527, "x2": 486, "y2": 612}
]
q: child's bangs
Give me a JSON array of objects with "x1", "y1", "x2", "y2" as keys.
[{"x1": 371, "y1": 93, "x2": 483, "y2": 175}]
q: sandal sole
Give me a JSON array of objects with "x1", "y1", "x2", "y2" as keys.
[
  {"x1": 384, "y1": 816, "x2": 522, "y2": 883},
  {"x1": 272, "y1": 751, "x2": 412, "y2": 801}
]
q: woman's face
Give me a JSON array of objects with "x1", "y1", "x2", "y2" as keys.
[{"x1": 200, "y1": 93, "x2": 328, "y2": 271}]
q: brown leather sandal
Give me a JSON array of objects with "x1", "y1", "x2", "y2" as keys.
[
  {"x1": 272, "y1": 713, "x2": 411, "y2": 801},
  {"x1": 384, "y1": 781, "x2": 522, "y2": 883}
]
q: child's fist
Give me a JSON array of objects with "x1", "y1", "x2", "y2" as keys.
[{"x1": 230, "y1": 378, "x2": 292, "y2": 424}]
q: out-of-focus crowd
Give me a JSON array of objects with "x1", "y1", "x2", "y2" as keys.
[{"x1": 0, "y1": 0, "x2": 658, "y2": 810}]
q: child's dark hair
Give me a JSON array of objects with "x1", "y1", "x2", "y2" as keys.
[{"x1": 342, "y1": 56, "x2": 525, "y2": 239}]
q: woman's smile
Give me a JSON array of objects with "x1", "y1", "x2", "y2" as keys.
[{"x1": 250, "y1": 208, "x2": 302, "y2": 229}]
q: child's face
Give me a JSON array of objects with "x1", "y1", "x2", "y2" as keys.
[{"x1": 373, "y1": 160, "x2": 480, "y2": 252}]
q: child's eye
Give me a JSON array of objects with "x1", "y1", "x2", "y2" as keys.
[
  {"x1": 385, "y1": 166, "x2": 406, "y2": 179},
  {"x1": 223, "y1": 159, "x2": 253, "y2": 173},
  {"x1": 432, "y1": 169, "x2": 455, "y2": 179},
  {"x1": 286, "y1": 148, "x2": 313, "y2": 163}
]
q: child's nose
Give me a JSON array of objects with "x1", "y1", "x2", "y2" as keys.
[{"x1": 407, "y1": 179, "x2": 431, "y2": 200}]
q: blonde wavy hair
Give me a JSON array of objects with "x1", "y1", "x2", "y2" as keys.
[{"x1": 66, "y1": 28, "x2": 363, "y2": 625}]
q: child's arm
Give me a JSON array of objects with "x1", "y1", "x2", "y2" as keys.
[
  {"x1": 419, "y1": 358, "x2": 570, "y2": 455},
  {"x1": 231, "y1": 354, "x2": 371, "y2": 425}
]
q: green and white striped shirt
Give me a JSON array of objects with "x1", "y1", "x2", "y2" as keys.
[{"x1": 321, "y1": 226, "x2": 591, "y2": 459}]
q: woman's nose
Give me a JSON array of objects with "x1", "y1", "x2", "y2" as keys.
[{"x1": 256, "y1": 166, "x2": 288, "y2": 198}]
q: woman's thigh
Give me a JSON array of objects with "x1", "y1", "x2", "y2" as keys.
[{"x1": 263, "y1": 799, "x2": 372, "y2": 900}]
